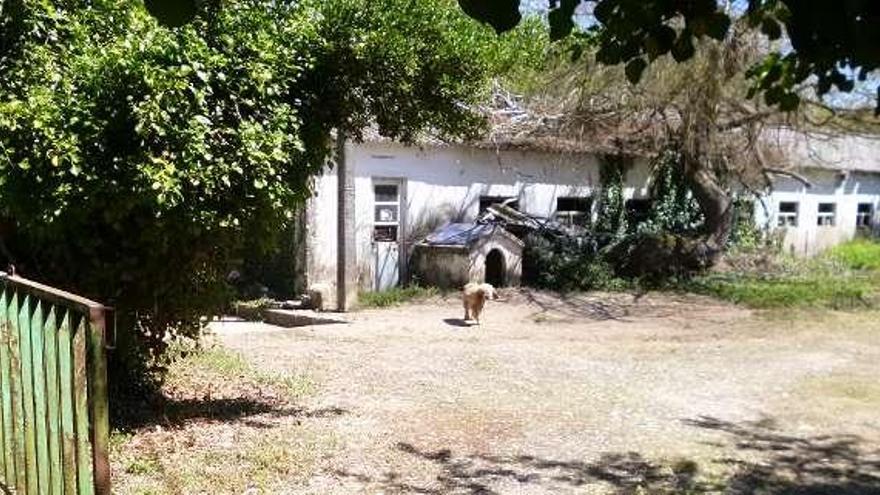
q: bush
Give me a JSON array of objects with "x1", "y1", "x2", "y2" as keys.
[
  {"x1": 523, "y1": 232, "x2": 628, "y2": 292},
  {"x1": 0, "y1": 0, "x2": 526, "y2": 398},
  {"x1": 828, "y1": 239, "x2": 880, "y2": 271}
]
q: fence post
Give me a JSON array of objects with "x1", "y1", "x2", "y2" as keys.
[{"x1": 87, "y1": 307, "x2": 110, "y2": 495}]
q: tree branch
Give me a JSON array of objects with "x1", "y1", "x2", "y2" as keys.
[
  {"x1": 716, "y1": 110, "x2": 776, "y2": 132},
  {"x1": 764, "y1": 167, "x2": 813, "y2": 188}
]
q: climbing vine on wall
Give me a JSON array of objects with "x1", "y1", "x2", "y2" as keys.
[
  {"x1": 644, "y1": 147, "x2": 705, "y2": 235},
  {"x1": 595, "y1": 154, "x2": 628, "y2": 237}
]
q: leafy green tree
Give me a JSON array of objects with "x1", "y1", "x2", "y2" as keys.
[
  {"x1": 459, "y1": 0, "x2": 879, "y2": 113},
  {"x1": 0, "y1": 0, "x2": 531, "y2": 393}
]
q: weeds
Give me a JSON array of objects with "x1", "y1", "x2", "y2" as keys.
[
  {"x1": 111, "y1": 341, "x2": 327, "y2": 494},
  {"x1": 690, "y1": 240, "x2": 880, "y2": 310},
  {"x1": 359, "y1": 285, "x2": 439, "y2": 308},
  {"x1": 162, "y1": 341, "x2": 315, "y2": 402},
  {"x1": 828, "y1": 238, "x2": 880, "y2": 271}
]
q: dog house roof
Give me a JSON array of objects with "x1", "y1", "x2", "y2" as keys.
[
  {"x1": 421, "y1": 223, "x2": 523, "y2": 248},
  {"x1": 423, "y1": 223, "x2": 497, "y2": 246}
]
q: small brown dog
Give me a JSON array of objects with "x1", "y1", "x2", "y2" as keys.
[{"x1": 462, "y1": 282, "x2": 497, "y2": 324}]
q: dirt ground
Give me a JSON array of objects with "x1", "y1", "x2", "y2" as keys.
[{"x1": 210, "y1": 289, "x2": 880, "y2": 494}]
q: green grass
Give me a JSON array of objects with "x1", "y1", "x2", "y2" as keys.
[
  {"x1": 359, "y1": 285, "x2": 439, "y2": 308},
  {"x1": 691, "y1": 240, "x2": 880, "y2": 310},
  {"x1": 827, "y1": 238, "x2": 880, "y2": 271},
  {"x1": 691, "y1": 274, "x2": 874, "y2": 309}
]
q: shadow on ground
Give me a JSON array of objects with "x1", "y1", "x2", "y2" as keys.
[
  {"x1": 334, "y1": 415, "x2": 880, "y2": 494},
  {"x1": 443, "y1": 318, "x2": 472, "y2": 327},
  {"x1": 519, "y1": 290, "x2": 653, "y2": 322},
  {"x1": 113, "y1": 394, "x2": 347, "y2": 432}
]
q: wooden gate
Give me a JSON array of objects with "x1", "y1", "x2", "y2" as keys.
[{"x1": 0, "y1": 272, "x2": 110, "y2": 495}]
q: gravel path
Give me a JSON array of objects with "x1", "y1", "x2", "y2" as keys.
[{"x1": 213, "y1": 289, "x2": 880, "y2": 494}]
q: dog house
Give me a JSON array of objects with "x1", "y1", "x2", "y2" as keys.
[{"x1": 411, "y1": 223, "x2": 523, "y2": 289}]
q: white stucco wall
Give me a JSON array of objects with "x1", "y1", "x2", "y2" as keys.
[
  {"x1": 757, "y1": 170, "x2": 880, "y2": 256},
  {"x1": 307, "y1": 140, "x2": 880, "y2": 295},
  {"x1": 306, "y1": 142, "x2": 652, "y2": 292}
]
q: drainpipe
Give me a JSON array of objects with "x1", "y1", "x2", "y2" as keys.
[{"x1": 336, "y1": 130, "x2": 357, "y2": 311}]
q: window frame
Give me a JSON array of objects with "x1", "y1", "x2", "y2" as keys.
[
  {"x1": 554, "y1": 196, "x2": 593, "y2": 227},
  {"x1": 817, "y1": 202, "x2": 836, "y2": 227},
  {"x1": 777, "y1": 201, "x2": 799, "y2": 228},
  {"x1": 372, "y1": 180, "x2": 402, "y2": 242},
  {"x1": 856, "y1": 203, "x2": 874, "y2": 229}
]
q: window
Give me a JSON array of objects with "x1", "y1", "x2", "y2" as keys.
[
  {"x1": 857, "y1": 203, "x2": 874, "y2": 229},
  {"x1": 817, "y1": 202, "x2": 836, "y2": 227},
  {"x1": 554, "y1": 197, "x2": 592, "y2": 227},
  {"x1": 625, "y1": 199, "x2": 652, "y2": 227},
  {"x1": 479, "y1": 196, "x2": 518, "y2": 214},
  {"x1": 777, "y1": 202, "x2": 799, "y2": 227},
  {"x1": 373, "y1": 182, "x2": 400, "y2": 242}
]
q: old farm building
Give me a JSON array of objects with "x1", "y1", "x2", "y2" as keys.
[{"x1": 301, "y1": 130, "x2": 880, "y2": 309}]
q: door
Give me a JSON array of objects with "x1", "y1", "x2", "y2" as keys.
[{"x1": 372, "y1": 180, "x2": 403, "y2": 291}]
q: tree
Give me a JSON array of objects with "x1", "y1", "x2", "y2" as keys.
[
  {"x1": 492, "y1": 19, "x2": 834, "y2": 272},
  {"x1": 0, "y1": 0, "x2": 527, "y2": 392},
  {"x1": 459, "y1": 0, "x2": 879, "y2": 114}
]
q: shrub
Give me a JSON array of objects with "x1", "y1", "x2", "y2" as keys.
[
  {"x1": 0, "y1": 0, "x2": 528, "y2": 398},
  {"x1": 828, "y1": 239, "x2": 880, "y2": 272},
  {"x1": 522, "y1": 232, "x2": 628, "y2": 292}
]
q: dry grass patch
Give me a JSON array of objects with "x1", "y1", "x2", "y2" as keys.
[
  {"x1": 111, "y1": 342, "x2": 338, "y2": 495},
  {"x1": 799, "y1": 373, "x2": 880, "y2": 407}
]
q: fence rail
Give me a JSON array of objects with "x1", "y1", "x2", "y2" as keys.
[{"x1": 0, "y1": 272, "x2": 109, "y2": 495}]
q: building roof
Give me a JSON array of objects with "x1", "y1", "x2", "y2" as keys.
[{"x1": 765, "y1": 128, "x2": 880, "y2": 174}]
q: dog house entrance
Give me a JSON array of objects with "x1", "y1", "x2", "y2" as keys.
[{"x1": 485, "y1": 249, "x2": 506, "y2": 287}]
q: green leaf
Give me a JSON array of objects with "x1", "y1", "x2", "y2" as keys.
[
  {"x1": 779, "y1": 92, "x2": 800, "y2": 112},
  {"x1": 644, "y1": 26, "x2": 675, "y2": 60},
  {"x1": 569, "y1": 43, "x2": 584, "y2": 63},
  {"x1": 670, "y1": 33, "x2": 695, "y2": 62},
  {"x1": 549, "y1": 0, "x2": 579, "y2": 41},
  {"x1": 596, "y1": 43, "x2": 622, "y2": 65},
  {"x1": 764, "y1": 86, "x2": 783, "y2": 106},
  {"x1": 706, "y1": 12, "x2": 731, "y2": 40},
  {"x1": 760, "y1": 17, "x2": 782, "y2": 40},
  {"x1": 625, "y1": 58, "x2": 647, "y2": 84},
  {"x1": 144, "y1": 0, "x2": 197, "y2": 28},
  {"x1": 458, "y1": 0, "x2": 522, "y2": 34}
]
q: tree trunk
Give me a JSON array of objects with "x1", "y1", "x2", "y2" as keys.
[
  {"x1": 680, "y1": 41, "x2": 734, "y2": 265},
  {"x1": 684, "y1": 156, "x2": 734, "y2": 255}
]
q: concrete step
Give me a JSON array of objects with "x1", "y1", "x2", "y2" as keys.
[{"x1": 262, "y1": 309, "x2": 348, "y2": 328}]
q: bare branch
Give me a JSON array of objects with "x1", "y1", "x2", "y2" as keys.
[
  {"x1": 716, "y1": 110, "x2": 776, "y2": 132},
  {"x1": 763, "y1": 167, "x2": 813, "y2": 188}
]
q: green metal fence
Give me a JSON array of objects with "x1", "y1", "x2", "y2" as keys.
[{"x1": 0, "y1": 272, "x2": 110, "y2": 495}]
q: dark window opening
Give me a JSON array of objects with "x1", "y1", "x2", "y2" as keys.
[
  {"x1": 625, "y1": 199, "x2": 652, "y2": 227},
  {"x1": 778, "y1": 201, "x2": 799, "y2": 227},
  {"x1": 373, "y1": 225, "x2": 398, "y2": 242},
  {"x1": 374, "y1": 184, "x2": 399, "y2": 202},
  {"x1": 857, "y1": 203, "x2": 874, "y2": 229},
  {"x1": 479, "y1": 196, "x2": 518, "y2": 214},
  {"x1": 817, "y1": 202, "x2": 836, "y2": 227},
  {"x1": 555, "y1": 196, "x2": 592, "y2": 227}
]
